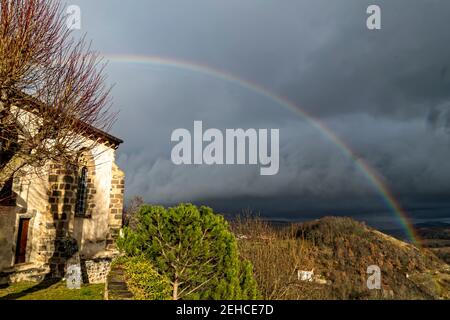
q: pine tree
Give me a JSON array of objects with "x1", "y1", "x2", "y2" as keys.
[{"x1": 118, "y1": 203, "x2": 259, "y2": 300}]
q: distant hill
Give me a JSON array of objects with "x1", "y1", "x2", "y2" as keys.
[
  {"x1": 296, "y1": 217, "x2": 450, "y2": 299},
  {"x1": 415, "y1": 223, "x2": 450, "y2": 240},
  {"x1": 414, "y1": 222, "x2": 450, "y2": 265},
  {"x1": 234, "y1": 216, "x2": 450, "y2": 300},
  {"x1": 415, "y1": 222, "x2": 450, "y2": 229}
]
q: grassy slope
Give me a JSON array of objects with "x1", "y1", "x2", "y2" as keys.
[{"x1": 0, "y1": 281, "x2": 104, "y2": 300}]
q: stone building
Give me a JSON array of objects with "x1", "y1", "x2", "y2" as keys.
[{"x1": 0, "y1": 102, "x2": 124, "y2": 284}]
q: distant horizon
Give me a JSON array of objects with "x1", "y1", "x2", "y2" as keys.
[{"x1": 132, "y1": 197, "x2": 450, "y2": 240}]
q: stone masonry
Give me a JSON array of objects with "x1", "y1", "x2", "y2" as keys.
[{"x1": 0, "y1": 136, "x2": 124, "y2": 284}]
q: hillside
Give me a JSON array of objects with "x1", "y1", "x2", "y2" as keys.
[
  {"x1": 233, "y1": 216, "x2": 450, "y2": 300},
  {"x1": 415, "y1": 223, "x2": 450, "y2": 264}
]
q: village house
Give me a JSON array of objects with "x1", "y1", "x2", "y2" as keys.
[{"x1": 0, "y1": 99, "x2": 125, "y2": 285}]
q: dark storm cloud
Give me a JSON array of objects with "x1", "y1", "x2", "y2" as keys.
[
  {"x1": 278, "y1": 0, "x2": 450, "y2": 119},
  {"x1": 71, "y1": 0, "x2": 450, "y2": 221}
]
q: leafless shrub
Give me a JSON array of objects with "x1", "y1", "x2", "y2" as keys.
[
  {"x1": 231, "y1": 213, "x2": 330, "y2": 300},
  {"x1": 123, "y1": 195, "x2": 144, "y2": 229}
]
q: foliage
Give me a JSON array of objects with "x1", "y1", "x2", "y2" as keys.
[
  {"x1": 117, "y1": 203, "x2": 259, "y2": 300},
  {"x1": 116, "y1": 256, "x2": 171, "y2": 300}
]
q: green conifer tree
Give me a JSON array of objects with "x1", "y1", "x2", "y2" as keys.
[{"x1": 118, "y1": 203, "x2": 259, "y2": 300}]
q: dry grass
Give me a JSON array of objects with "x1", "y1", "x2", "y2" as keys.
[
  {"x1": 230, "y1": 214, "x2": 330, "y2": 300},
  {"x1": 230, "y1": 214, "x2": 450, "y2": 300}
]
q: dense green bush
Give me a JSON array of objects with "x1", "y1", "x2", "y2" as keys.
[
  {"x1": 117, "y1": 203, "x2": 259, "y2": 300},
  {"x1": 114, "y1": 256, "x2": 171, "y2": 300}
]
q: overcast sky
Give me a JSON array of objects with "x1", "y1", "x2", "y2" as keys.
[{"x1": 71, "y1": 0, "x2": 450, "y2": 230}]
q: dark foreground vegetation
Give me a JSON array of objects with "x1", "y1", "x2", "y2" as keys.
[
  {"x1": 117, "y1": 204, "x2": 259, "y2": 300},
  {"x1": 3, "y1": 204, "x2": 449, "y2": 301},
  {"x1": 118, "y1": 201, "x2": 450, "y2": 300}
]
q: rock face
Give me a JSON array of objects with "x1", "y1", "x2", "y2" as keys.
[{"x1": 0, "y1": 135, "x2": 124, "y2": 285}]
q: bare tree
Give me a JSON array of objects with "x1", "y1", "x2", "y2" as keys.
[
  {"x1": 0, "y1": 0, "x2": 115, "y2": 191},
  {"x1": 123, "y1": 195, "x2": 144, "y2": 228}
]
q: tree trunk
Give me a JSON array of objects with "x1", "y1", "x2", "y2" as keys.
[{"x1": 173, "y1": 277, "x2": 179, "y2": 300}]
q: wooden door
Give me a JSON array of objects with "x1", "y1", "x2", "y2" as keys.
[{"x1": 15, "y1": 218, "x2": 30, "y2": 264}]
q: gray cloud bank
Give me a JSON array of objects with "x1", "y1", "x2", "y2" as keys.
[{"x1": 72, "y1": 0, "x2": 450, "y2": 224}]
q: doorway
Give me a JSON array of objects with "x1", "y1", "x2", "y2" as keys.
[{"x1": 15, "y1": 218, "x2": 30, "y2": 264}]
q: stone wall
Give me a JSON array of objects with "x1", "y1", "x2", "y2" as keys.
[
  {"x1": 0, "y1": 207, "x2": 17, "y2": 270},
  {"x1": 107, "y1": 163, "x2": 125, "y2": 251},
  {"x1": 33, "y1": 146, "x2": 121, "y2": 279},
  {"x1": 82, "y1": 258, "x2": 112, "y2": 284},
  {"x1": 0, "y1": 143, "x2": 124, "y2": 284},
  {"x1": 45, "y1": 163, "x2": 79, "y2": 277},
  {"x1": 5, "y1": 263, "x2": 49, "y2": 284}
]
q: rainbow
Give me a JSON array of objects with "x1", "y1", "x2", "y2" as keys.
[{"x1": 104, "y1": 53, "x2": 422, "y2": 246}]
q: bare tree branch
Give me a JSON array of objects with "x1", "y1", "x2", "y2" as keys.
[{"x1": 0, "y1": 0, "x2": 116, "y2": 192}]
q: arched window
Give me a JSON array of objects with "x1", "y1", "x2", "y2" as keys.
[{"x1": 75, "y1": 167, "x2": 88, "y2": 216}]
